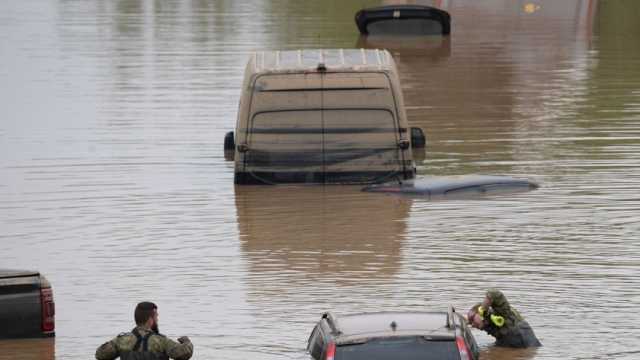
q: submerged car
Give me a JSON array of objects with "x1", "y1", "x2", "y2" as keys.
[
  {"x1": 307, "y1": 308, "x2": 479, "y2": 360},
  {"x1": 355, "y1": 5, "x2": 451, "y2": 36},
  {"x1": 0, "y1": 269, "x2": 55, "y2": 338},
  {"x1": 363, "y1": 175, "x2": 540, "y2": 198},
  {"x1": 226, "y1": 49, "x2": 425, "y2": 185}
]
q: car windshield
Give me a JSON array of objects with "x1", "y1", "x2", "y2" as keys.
[{"x1": 335, "y1": 336, "x2": 459, "y2": 360}]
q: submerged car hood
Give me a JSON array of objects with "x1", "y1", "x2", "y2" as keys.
[{"x1": 362, "y1": 175, "x2": 539, "y2": 197}]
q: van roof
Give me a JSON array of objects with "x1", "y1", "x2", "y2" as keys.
[{"x1": 249, "y1": 49, "x2": 394, "y2": 74}]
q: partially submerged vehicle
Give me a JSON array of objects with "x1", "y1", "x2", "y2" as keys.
[
  {"x1": 362, "y1": 175, "x2": 539, "y2": 198},
  {"x1": 307, "y1": 307, "x2": 479, "y2": 360},
  {"x1": 355, "y1": 5, "x2": 451, "y2": 36},
  {"x1": 226, "y1": 49, "x2": 425, "y2": 185},
  {"x1": 356, "y1": 34, "x2": 451, "y2": 59},
  {"x1": 0, "y1": 269, "x2": 55, "y2": 338}
]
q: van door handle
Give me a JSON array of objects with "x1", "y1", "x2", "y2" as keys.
[
  {"x1": 237, "y1": 144, "x2": 250, "y2": 153},
  {"x1": 397, "y1": 139, "x2": 410, "y2": 150}
]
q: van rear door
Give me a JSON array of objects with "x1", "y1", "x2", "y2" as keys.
[
  {"x1": 321, "y1": 108, "x2": 402, "y2": 183},
  {"x1": 242, "y1": 73, "x2": 324, "y2": 183},
  {"x1": 321, "y1": 73, "x2": 404, "y2": 184}
]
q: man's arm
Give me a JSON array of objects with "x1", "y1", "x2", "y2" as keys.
[
  {"x1": 163, "y1": 336, "x2": 194, "y2": 360},
  {"x1": 95, "y1": 339, "x2": 119, "y2": 360}
]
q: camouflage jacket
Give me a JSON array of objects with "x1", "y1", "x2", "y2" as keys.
[
  {"x1": 482, "y1": 289, "x2": 541, "y2": 348},
  {"x1": 95, "y1": 326, "x2": 193, "y2": 360},
  {"x1": 485, "y1": 289, "x2": 524, "y2": 328}
]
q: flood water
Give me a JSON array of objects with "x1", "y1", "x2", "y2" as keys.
[{"x1": 1, "y1": 0, "x2": 639, "y2": 359}]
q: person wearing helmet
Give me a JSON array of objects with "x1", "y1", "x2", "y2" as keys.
[
  {"x1": 95, "y1": 302, "x2": 194, "y2": 360},
  {"x1": 467, "y1": 289, "x2": 541, "y2": 348}
]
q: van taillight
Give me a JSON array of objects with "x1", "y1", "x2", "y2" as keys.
[
  {"x1": 456, "y1": 336, "x2": 470, "y2": 360},
  {"x1": 325, "y1": 342, "x2": 336, "y2": 360},
  {"x1": 40, "y1": 287, "x2": 55, "y2": 333}
]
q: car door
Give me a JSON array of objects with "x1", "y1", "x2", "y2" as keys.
[
  {"x1": 457, "y1": 313, "x2": 480, "y2": 360},
  {"x1": 307, "y1": 324, "x2": 326, "y2": 360}
]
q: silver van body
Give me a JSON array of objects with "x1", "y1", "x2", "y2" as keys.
[{"x1": 233, "y1": 49, "x2": 416, "y2": 185}]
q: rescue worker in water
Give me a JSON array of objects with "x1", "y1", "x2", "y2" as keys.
[
  {"x1": 467, "y1": 289, "x2": 542, "y2": 348},
  {"x1": 95, "y1": 302, "x2": 194, "y2": 360}
]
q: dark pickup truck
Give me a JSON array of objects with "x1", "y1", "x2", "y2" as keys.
[{"x1": 0, "y1": 269, "x2": 55, "y2": 338}]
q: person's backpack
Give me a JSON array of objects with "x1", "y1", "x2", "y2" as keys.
[{"x1": 120, "y1": 329, "x2": 169, "y2": 360}]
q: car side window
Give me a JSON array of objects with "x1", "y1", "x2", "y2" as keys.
[
  {"x1": 307, "y1": 325, "x2": 324, "y2": 360},
  {"x1": 462, "y1": 324, "x2": 480, "y2": 359}
]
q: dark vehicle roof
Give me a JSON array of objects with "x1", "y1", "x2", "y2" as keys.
[
  {"x1": 0, "y1": 269, "x2": 40, "y2": 279},
  {"x1": 328, "y1": 312, "x2": 458, "y2": 345},
  {"x1": 355, "y1": 5, "x2": 451, "y2": 35}
]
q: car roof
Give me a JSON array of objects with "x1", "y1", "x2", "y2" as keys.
[
  {"x1": 0, "y1": 268, "x2": 40, "y2": 279},
  {"x1": 327, "y1": 311, "x2": 457, "y2": 344},
  {"x1": 248, "y1": 49, "x2": 394, "y2": 74}
]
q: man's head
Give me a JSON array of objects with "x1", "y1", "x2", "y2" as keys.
[
  {"x1": 135, "y1": 301, "x2": 159, "y2": 333},
  {"x1": 467, "y1": 303, "x2": 485, "y2": 330}
]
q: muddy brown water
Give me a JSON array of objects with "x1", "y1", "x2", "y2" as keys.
[{"x1": 1, "y1": 0, "x2": 639, "y2": 359}]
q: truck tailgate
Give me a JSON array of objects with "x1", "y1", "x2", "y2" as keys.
[{"x1": 0, "y1": 272, "x2": 42, "y2": 338}]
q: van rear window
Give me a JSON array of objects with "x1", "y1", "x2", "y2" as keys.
[
  {"x1": 246, "y1": 110, "x2": 323, "y2": 169},
  {"x1": 244, "y1": 109, "x2": 402, "y2": 183},
  {"x1": 322, "y1": 109, "x2": 400, "y2": 172},
  {"x1": 336, "y1": 337, "x2": 459, "y2": 360},
  {"x1": 246, "y1": 109, "x2": 399, "y2": 167}
]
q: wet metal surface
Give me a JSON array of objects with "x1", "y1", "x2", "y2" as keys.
[
  {"x1": 362, "y1": 175, "x2": 539, "y2": 198},
  {"x1": 1, "y1": 0, "x2": 640, "y2": 359}
]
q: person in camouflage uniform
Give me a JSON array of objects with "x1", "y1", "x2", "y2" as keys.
[
  {"x1": 467, "y1": 289, "x2": 541, "y2": 348},
  {"x1": 95, "y1": 302, "x2": 194, "y2": 360}
]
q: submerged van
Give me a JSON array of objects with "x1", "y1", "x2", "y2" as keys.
[{"x1": 227, "y1": 49, "x2": 424, "y2": 185}]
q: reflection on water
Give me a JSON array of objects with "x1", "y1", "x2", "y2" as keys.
[
  {"x1": 0, "y1": 339, "x2": 55, "y2": 360},
  {"x1": 236, "y1": 186, "x2": 411, "y2": 287},
  {"x1": 1, "y1": 0, "x2": 640, "y2": 359},
  {"x1": 481, "y1": 346, "x2": 539, "y2": 360},
  {"x1": 236, "y1": 186, "x2": 411, "y2": 342},
  {"x1": 356, "y1": 34, "x2": 451, "y2": 58}
]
